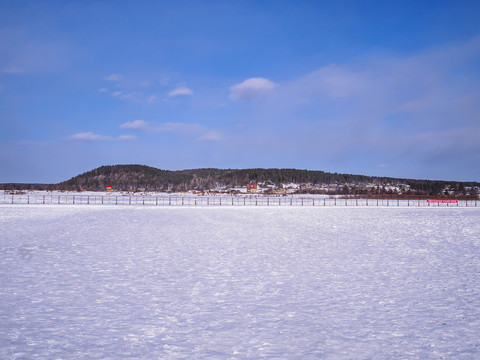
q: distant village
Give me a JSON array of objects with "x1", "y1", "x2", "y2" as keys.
[{"x1": 103, "y1": 181, "x2": 479, "y2": 197}]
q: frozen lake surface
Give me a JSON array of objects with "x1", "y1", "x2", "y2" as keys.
[{"x1": 1, "y1": 205, "x2": 479, "y2": 359}]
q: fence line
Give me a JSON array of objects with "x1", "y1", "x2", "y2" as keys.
[{"x1": 1, "y1": 194, "x2": 478, "y2": 207}]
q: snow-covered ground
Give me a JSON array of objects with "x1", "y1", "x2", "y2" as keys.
[{"x1": 1, "y1": 205, "x2": 479, "y2": 359}]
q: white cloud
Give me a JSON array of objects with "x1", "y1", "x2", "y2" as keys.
[
  {"x1": 168, "y1": 87, "x2": 193, "y2": 97},
  {"x1": 69, "y1": 132, "x2": 137, "y2": 141},
  {"x1": 69, "y1": 132, "x2": 111, "y2": 141},
  {"x1": 197, "y1": 130, "x2": 221, "y2": 141},
  {"x1": 104, "y1": 74, "x2": 122, "y2": 82},
  {"x1": 229, "y1": 77, "x2": 277, "y2": 101},
  {"x1": 97, "y1": 88, "x2": 108, "y2": 93},
  {"x1": 112, "y1": 91, "x2": 123, "y2": 97},
  {"x1": 120, "y1": 120, "x2": 149, "y2": 130}
]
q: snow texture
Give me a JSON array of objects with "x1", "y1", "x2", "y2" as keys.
[{"x1": 1, "y1": 205, "x2": 479, "y2": 359}]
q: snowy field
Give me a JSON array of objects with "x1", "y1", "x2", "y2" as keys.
[{"x1": 1, "y1": 205, "x2": 479, "y2": 359}]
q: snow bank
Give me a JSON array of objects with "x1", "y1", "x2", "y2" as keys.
[{"x1": 1, "y1": 205, "x2": 479, "y2": 359}]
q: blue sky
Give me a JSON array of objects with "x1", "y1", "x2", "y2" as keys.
[{"x1": 1, "y1": 0, "x2": 480, "y2": 183}]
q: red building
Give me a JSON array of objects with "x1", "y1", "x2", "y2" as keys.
[{"x1": 247, "y1": 183, "x2": 257, "y2": 192}]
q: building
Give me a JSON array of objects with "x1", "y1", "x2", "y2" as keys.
[{"x1": 247, "y1": 183, "x2": 257, "y2": 193}]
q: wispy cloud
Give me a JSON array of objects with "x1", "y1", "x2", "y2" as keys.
[
  {"x1": 111, "y1": 89, "x2": 158, "y2": 104},
  {"x1": 120, "y1": 120, "x2": 149, "y2": 130},
  {"x1": 104, "y1": 74, "x2": 122, "y2": 82},
  {"x1": 69, "y1": 132, "x2": 111, "y2": 141},
  {"x1": 146, "y1": 95, "x2": 157, "y2": 104},
  {"x1": 197, "y1": 130, "x2": 222, "y2": 141},
  {"x1": 229, "y1": 77, "x2": 277, "y2": 101},
  {"x1": 168, "y1": 87, "x2": 193, "y2": 97},
  {"x1": 69, "y1": 132, "x2": 135, "y2": 141},
  {"x1": 112, "y1": 91, "x2": 141, "y2": 102}
]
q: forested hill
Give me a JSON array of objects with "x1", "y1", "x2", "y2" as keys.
[{"x1": 50, "y1": 164, "x2": 479, "y2": 195}]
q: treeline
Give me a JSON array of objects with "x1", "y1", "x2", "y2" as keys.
[
  {"x1": 2, "y1": 164, "x2": 479, "y2": 196},
  {"x1": 56, "y1": 165, "x2": 479, "y2": 195},
  {"x1": 57, "y1": 165, "x2": 404, "y2": 192}
]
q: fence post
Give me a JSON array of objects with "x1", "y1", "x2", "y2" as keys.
[{"x1": 43, "y1": 195, "x2": 45, "y2": 204}]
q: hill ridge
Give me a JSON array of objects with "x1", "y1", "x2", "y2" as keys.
[{"x1": 52, "y1": 164, "x2": 479, "y2": 196}]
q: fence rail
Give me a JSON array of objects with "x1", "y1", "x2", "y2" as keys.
[{"x1": 1, "y1": 194, "x2": 478, "y2": 207}]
